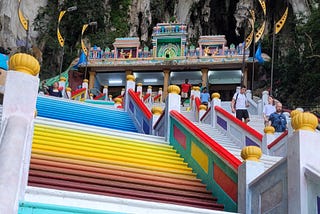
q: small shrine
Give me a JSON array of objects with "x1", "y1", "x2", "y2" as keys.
[
  {"x1": 113, "y1": 37, "x2": 140, "y2": 59},
  {"x1": 151, "y1": 23, "x2": 188, "y2": 58},
  {"x1": 198, "y1": 35, "x2": 227, "y2": 56}
]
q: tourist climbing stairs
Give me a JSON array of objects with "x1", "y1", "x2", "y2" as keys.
[{"x1": 28, "y1": 117, "x2": 225, "y2": 212}]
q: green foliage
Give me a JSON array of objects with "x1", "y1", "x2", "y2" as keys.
[
  {"x1": 272, "y1": 8, "x2": 320, "y2": 108},
  {"x1": 34, "y1": 0, "x2": 131, "y2": 80}
]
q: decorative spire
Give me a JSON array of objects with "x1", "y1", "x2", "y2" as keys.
[
  {"x1": 168, "y1": 85, "x2": 180, "y2": 94},
  {"x1": 9, "y1": 53, "x2": 40, "y2": 76},
  {"x1": 241, "y1": 146, "x2": 262, "y2": 162},
  {"x1": 211, "y1": 92, "x2": 220, "y2": 99},
  {"x1": 291, "y1": 112, "x2": 318, "y2": 132}
]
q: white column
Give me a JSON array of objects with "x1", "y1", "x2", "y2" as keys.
[
  {"x1": 0, "y1": 53, "x2": 40, "y2": 213},
  {"x1": 136, "y1": 83, "x2": 143, "y2": 100},
  {"x1": 287, "y1": 112, "x2": 320, "y2": 214},
  {"x1": 164, "y1": 85, "x2": 181, "y2": 141},
  {"x1": 210, "y1": 93, "x2": 221, "y2": 127},
  {"x1": 238, "y1": 146, "x2": 265, "y2": 214},
  {"x1": 103, "y1": 85, "x2": 108, "y2": 101},
  {"x1": 82, "y1": 79, "x2": 89, "y2": 99},
  {"x1": 147, "y1": 86, "x2": 152, "y2": 104},
  {"x1": 58, "y1": 77, "x2": 67, "y2": 98},
  {"x1": 124, "y1": 75, "x2": 136, "y2": 111},
  {"x1": 66, "y1": 87, "x2": 72, "y2": 99}
]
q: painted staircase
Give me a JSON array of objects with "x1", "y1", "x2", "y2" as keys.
[
  {"x1": 181, "y1": 110, "x2": 282, "y2": 170},
  {"x1": 36, "y1": 96, "x2": 137, "y2": 133},
  {"x1": 28, "y1": 117, "x2": 225, "y2": 211}
]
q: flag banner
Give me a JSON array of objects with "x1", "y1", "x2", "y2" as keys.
[{"x1": 255, "y1": 43, "x2": 264, "y2": 64}]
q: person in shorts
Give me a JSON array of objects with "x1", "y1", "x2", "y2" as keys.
[{"x1": 231, "y1": 85, "x2": 250, "y2": 124}]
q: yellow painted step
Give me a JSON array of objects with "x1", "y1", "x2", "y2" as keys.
[
  {"x1": 34, "y1": 124, "x2": 175, "y2": 153},
  {"x1": 32, "y1": 149, "x2": 195, "y2": 175},
  {"x1": 32, "y1": 138, "x2": 187, "y2": 168}
]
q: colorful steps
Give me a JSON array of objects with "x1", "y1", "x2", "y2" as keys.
[
  {"x1": 36, "y1": 96, "x2": 137, "y2": 132},
  {"x1": 29, "y1": 122, "x2": 224, "y2": 211}
]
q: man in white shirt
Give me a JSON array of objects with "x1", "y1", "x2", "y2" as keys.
[{"x1": 231, "y1": 85, "x2": 250, "y2": 124}]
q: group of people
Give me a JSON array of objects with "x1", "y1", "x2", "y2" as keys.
[
  {"x1": 231, "y1": 84, "x2": 287, "y2": 132},
  {"x1": 181, "y1": 79, "x2": 210, "y2": 106}
]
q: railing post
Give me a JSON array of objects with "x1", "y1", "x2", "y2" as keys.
[
  {"x1": 238, "y1": 146, "x2": 265, "y2": 214},
  {"x1": 58, "y1": 76, "x2": 67, "y2": 98},
  {"x1": 147, "y1": 85, "x2": 152, "y2": 104},
  {"x1": 103, "y1": 85, "x2": 108, "y2": 101},
  {"x1": 287, "y1": 112, "x2": 320, "y2": 214},
  {"x1": 124, "y1": 75, "x2": 136, "y2": 111},
  {"x1": 137, "y1": 83, "x2": 143, "y2": 100},
  {"x1": 261, "y1": 126, "x2": 276, "y2": 154},
  {"x1": 198, "y1": 104, "x2": 207, "y2": 122},
  {"x1": 82, "y1": 79, "x2": 89, "y2": 100},
  {"x1": 158, "y1": 87, "x2": 163, "y2": 103},
  {"x1": 151, "y1": 106, "x2": 163, "y2": 134},
  {"x1": 210, "y1": 92, "x2": 221, "y2": 127},
  {"x1": 66, "y1": 87, "x2": 72, "y2": 99},
  {"x1": 0, "y1": 53, "x2": 40, "y2": 213},
  {"x1": 164, "y1": 85, "x2": 180, "y2": 141}
]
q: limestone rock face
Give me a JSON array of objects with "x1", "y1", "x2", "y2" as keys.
[
  {"x1": 0, "y1": 0, "x2": 47, "y2": 51},
  {"x1": 0, "y1": 0, "x2": 311, "y2": 52}
]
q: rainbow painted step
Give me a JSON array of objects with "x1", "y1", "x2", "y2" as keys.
[
  {"x1": 29, "y1": 123, "x2": 224, "y2": 210},
  {"x1": 36, "y1": 96, "x2": 137, "y2": 132}
]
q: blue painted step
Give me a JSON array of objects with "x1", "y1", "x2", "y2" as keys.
[{"x1": 36, "y1": 96, "x2": 137, "y2": 133}]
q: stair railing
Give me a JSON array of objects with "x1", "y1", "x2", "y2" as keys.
[
  {"x1": 168, "y1": 110, "x2": 240, "y2": 212},
  {"x1": 126, "y1": 88, "x2": 153, "y2": 134}
]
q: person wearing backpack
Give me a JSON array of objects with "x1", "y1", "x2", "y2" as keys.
[
  {"x1": 231, "y1": 85, "x2": 250, "y2": 124},
  {"x1": 268, "y1": 102, "x2": 287, "y2": 132}
]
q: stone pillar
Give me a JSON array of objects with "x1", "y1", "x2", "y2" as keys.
[
  {"x1": 201, "y1": 68, "x2": 208, "y2": 88},
  {"x1": 238, "y1": 146, "x2": 265, "y2": 214},
  {"x1": 58, "y1": 76, "x2": 67, "y2": 98},
  {"x1": 124, "y1": 75, "x2": 136, "y2": 111},
  {"x1": 210, "y1": 92, "x2": 221, "y2": 127},
  {"x1": 164, "y1": 85, "x2": 181, "y2": 141},
  {"x1": 88, "y1": 71, "x2": 96, "y2": 90},
  {"x1": 147, "y1": 85, "x2": 152, "y2": 104},
  {"x1": 198, "y1": 104, "x2": 207, "y2": 122},
  {"x1": 261, "y1": 126, "x2": 276, "y2": 154},
  {"x1": 82, "y1": 79, "x2": 89, "y2": 99},
  {"x1": 287, "y1": 112, "x2": 320, "y2": 214},
  {"x1": 163, "y1": 69, "x2": 170, "y2": 100},
  {"x1": 192, "y1": 86, "x2": 201, "y2": 112},
  {"x1": 66, "y1": 87, "x2": 72, "y2": 99},
  {"x1": 0, "y1": 53, "x2": 40, "y2": 213},
  {"x1": 158, "y1": 87, "x2": 163, "y2": 103},
  {"x1": 103, "y1": 85, "x2": 108, "y2": 101},
  {"x1": 136, "y1": 83, "x2": 143, "y2": 100},
  {"x1": 151, "y1": 106, "x2": 163, "y2": 133},
  {"x1": 108, "y1": 95, "x2": 113, "y2": 101}
]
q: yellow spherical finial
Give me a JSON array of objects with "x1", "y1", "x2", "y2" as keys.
[
  {"x1": 241, "y1": 146, "x2": 262, "y2": 162},
  {"x1": 151, "y1": 106, "x2": 163, "y2": 115},
  {"x1": 291, "y1": 112, "x2": 318, "y2": 132},
  {"x1": 137, "y1": 83, "x2": 143, "y2": 86},
  {"x1": 59, "y1": 76, "x2": 66, "y2": 82},
  {"x1": 114, "y1": 97, "x2": 122, "y2": 104},
  {"x1": 66, "y1": 87, "x2": 72, "y2": 92},
  {"x1": 148, "y1": 85, "x2": 152, "y2": 89},
  {"x1": 264, "y1": 125, "x2": 275, "y2": 134},
  {"x1": 290, "y1": 109, "x2": 303, "y2": 119},
  {"x1": 211, "y1": 92, "x2": 220, "y2": 99},
  {"x1": 159, "y1": 87, "x2": 162, "y2": 91},
  {"x1": 83, "y1": 79, "x2": 89, "y2": 83},
  {"x1": 104, "y1": 85, "x2": 108, "y2": 88},
  {"x1": 9, "y1": 53, "x2": 40, "y2": 76},
  {"x1": 168, "y1": 85, "x2": 180, "y2": 94},
  {"x1": 199, "y1": 104, "x2": 207, "y2": 111},
  {"x1": 193, "y1": 86, "x2": 200, "y2": 91},
  {"x1": 126, "y1": 75, "x2": 135, "y2": 82}
]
